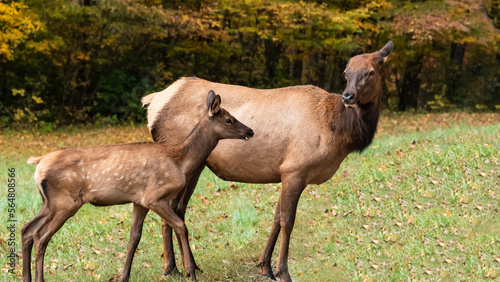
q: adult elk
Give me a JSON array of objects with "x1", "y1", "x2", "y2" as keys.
[
  {"x1": 21, "y1": 90, "x2": 254, "y2": 282},
  {"x1": 143, "y1": 41, "x2": 394, "y2": 281}
]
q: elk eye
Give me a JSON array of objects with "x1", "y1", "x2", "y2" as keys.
[
  {"x1": 369, "y1": 70, "x2": 375, "y2": 76},
  {"x1": 226, "y1": 118, "x2": 232, "y2": 124}
]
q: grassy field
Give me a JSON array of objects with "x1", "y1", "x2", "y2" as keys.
[{"x1": 1, "y1": 112, "x2": 499, "y2": 281}]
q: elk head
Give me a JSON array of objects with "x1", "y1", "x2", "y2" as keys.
[{"x1": 342, "y1": 41, "x2": 394, "y2": 108}]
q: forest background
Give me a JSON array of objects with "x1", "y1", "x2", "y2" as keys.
[{"x1": 1, "y1": 0, "x2": 499, "y2": 129}]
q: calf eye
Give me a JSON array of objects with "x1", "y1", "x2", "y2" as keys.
[
  {"x1": 226, "y1": 118, "x2": 232, "y2": 124},
  {"x1": 369, "y1": 70, "x2": 375, "y2": 76}
]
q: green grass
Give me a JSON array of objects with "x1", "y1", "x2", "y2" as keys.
[{"x1": 1, "y1": 113, "x2": 499, "y2": 281}]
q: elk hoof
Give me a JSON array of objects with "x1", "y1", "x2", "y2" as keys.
[
  {"x1": 187, "y1": 272, "x2": 197, "y2": 281},
  {"x1": 195, "y1": 264, "x2": 203, "y2": 273},
  {"x1": 263, "y1": 272, "x2": 277, "y2": 281},
  {"x1": 164, "y1": 267, "x2": 182, "y2": 277}
]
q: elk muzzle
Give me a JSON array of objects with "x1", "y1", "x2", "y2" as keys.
[
  {"x1": 242, "y1": 129, "x2": 254, "y2": 140},
  {"x1": 342, "y1": 92, "x2": 358, "y2": 108}
]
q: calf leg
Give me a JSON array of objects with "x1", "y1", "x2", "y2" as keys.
[
  {"x1": 21, "y1": 204, "x2": 49, "y2": 282},
  {"x1": 33, "y1": 205, "x2": 80, "y2": 282},
  {"x1": 162, "y1": 166, "x2": 204, "y2": 275},
  {"x1": 150, "y1": 200, "x2": 197, "y2": 280},
  {"x1": 121, "y1": 204, "x2": 149, "y2": 282},
  {"x1": 174, "y1": 166, "x2": 204, "y2": 272}
]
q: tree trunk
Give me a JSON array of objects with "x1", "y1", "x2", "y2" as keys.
[
  {"x1": 264, "y1": 39, "x2": 281, "y2": 86},
  {"x1": 292, "y1": 49, "x2": 303, "y2": 82},
  {"x1": 446, "y1": 42, "x2": 466, "y2": 106},
  {"x1": 398, "y1": 53, "x2": 423, "y2": 111}
]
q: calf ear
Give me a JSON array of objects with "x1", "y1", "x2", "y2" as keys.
[
  {"x1": 206, "y1": 90, "x2": 216, "y2": 109},
  {"x1": 378, "y1": 41, "x2": 394, "y2": 64},
  {"x1": 206, "y1": 90, "x2": 221, "y2": 117}
]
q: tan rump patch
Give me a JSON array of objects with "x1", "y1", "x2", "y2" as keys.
[{"x1": 146, "y1": 78, "x2": 188, "y2": 129}]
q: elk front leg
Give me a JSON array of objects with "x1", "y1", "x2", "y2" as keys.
[
  {"x1": 121, "y1": 204, "x2": 149, "y2": 282},
  {"x1": 258, "y1": 200, "x2": 281, "y2": 280},
  {"x1": 275, "y1": 175, "x2": 305, "y2": 282},
  {"x1": 161, "y1": 220, "x2": 180, "y2": 276}
]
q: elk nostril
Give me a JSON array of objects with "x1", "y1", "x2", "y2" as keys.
[
  {"x1": 248, "y1": 129, "x2": 254, "y2": 137},
  {"x1": 342, "y1": 92, "x2": 355, "y2": 102}
]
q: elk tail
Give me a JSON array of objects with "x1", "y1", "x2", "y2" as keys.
[
  {"x1": 142, "y1": 92, "x2": 157, "y2": 107},
  {"x1": 27, "y1": 156, "x2": 44, "y2": 164}
]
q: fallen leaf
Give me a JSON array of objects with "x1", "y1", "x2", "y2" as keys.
[
  {"x1": 363, "y1": 224, "x2": 370, "y2": 229},
  {"x1": 396, "y1": 150, "x2": 404, "y2": 156},
  {"x1": 94, "y1": 250, "x2": 101, "y2": 255},
  {"x1": 444, "y1": 258, "x2": 452, "y2": 263},
  {"x1": 117, "y1": 252, "x2": 126, "y2": 258},
  {"x1": 371, "y1": 263, "x2": 379, "y2": 269},
  {"x1": 372, "y1": 238, "x2": 380, "y2": 244},
  {"x1": 476, "y1": 205, "x2": 484, "y2": 210},
  {"x1": 425, "y1": 269, "x2": 432, "y2": 275}
]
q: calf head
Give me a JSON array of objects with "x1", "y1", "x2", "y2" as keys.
[{"x1": 206, "y1": 90, "x2": 254, "y2": 140}]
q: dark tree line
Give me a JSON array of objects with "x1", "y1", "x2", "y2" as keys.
[{"x1": 1, "y1": 0, "x2": 499, "y2": 127}]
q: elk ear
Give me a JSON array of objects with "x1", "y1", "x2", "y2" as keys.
[
  {"x1": 206, "y1": 90, "x2": 221, "y2": 117},
  {"x1": 378, "y1": 41, "x2": 394, "y2": 65}
]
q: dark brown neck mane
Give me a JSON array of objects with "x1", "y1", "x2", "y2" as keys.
[{"x1": 330, "y1": 95, "x2": 381, "y2": 153}]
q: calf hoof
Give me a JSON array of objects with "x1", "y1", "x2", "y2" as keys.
[
  {"x1": 263, "y1": 272, "x2": 277, "y2": 281},
  {"x1": 164, "y1": 267, "x2": 182, "y2": 277},
  {"x1": 276, "y1": 270, "x2": 292, "y2": 282}
]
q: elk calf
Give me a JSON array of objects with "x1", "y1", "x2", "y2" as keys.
[{"x1": 21, "y1": 90, "x2": 254, "y2": 282}]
